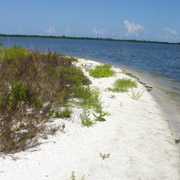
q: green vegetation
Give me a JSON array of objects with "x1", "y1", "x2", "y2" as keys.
[
  {"x1": 1, "y1": 34, "x2": 180, "y2": 45},
  {"x1": 0, "y1": 46, "x2": 91, "y2": 154},
  {"x1": 73, "y1": 86, "x2": 108, "y2": 126},
  {"x1": 99, "y1": 153, "x2": 110, "y2": 160},
  {"x1": 123, "y1": 72, "x2": 137, "y2": 79},
  {"x1": 128, "y1": 89, "x2": 144, "y2": 100},
  {"x1": 73, "y1": 86, "x2": 101, "y2": 111},
  {"x1": 89, "y1": 64, "x2": 115, "y2": 78},
  {"x1": 80, "y1": 111, "x2": 95, "y2": 127},
  {"x1": 49, "y1": 108, "x2": 72, "y2": 118},
  {"x1": 70, "y1": 171, "x2": 85, "y2": 180},
  {"x1": 93, "y1": 110, "x2": 108, "y2": 122},
  {"x1": 108, "y1": 78, "x2": 137, "y2": 92},
  {"x1": 0, "y1": 46, "x2": 29, "y2": 62},
  {"x1": 0, "y1": 37, "x2": 3, "y2": 46}
]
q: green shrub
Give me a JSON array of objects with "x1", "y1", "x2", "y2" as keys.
[
  {"x1": 89, "y1": 64, "x2": 115, "y2": 78},
  {"x1": 56, "y1": 66, "x2": 91, "y2": 86},
  {"x1": 0, "y1": 46, "x2": 29, "y2": 61},
  {"x1": 108, "y1": 78, "x2": 137, "y2": 92},
  {"x1": 11, "y1": 82, "x2": 27, "y2": 103},
  {"x1": 0, "y1": 48, "x2": 92, "y2": 154}
]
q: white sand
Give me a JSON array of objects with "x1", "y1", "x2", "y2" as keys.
[{"x1": 0, "y1": 58, "x2": 180, "y2": 180}]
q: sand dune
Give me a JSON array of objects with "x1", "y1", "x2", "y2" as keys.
[{"x1": 0, "y1": 58, "x2": 179, "y2": 180}]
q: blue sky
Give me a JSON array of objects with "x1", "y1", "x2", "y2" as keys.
[{"x1": 0, "y1": 0, "x2": 180, "y2": 42}]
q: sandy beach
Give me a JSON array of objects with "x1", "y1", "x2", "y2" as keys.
[{"x1": 0, "y1": 58, "x2": 180, "y2": 180}]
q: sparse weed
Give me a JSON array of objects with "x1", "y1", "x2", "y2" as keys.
[
  {"x1": 73, "y1": 86, "x2": 101, "y2": 112},
  {"x1": 108, "y1": 78, "x2": 137, "y2": 92},
  {"x1": 99, "y1": 153, "x2": 110, "y2": 160},
  {"x1": 70, "y1": 171, "x2": 85, "y2": 180},
  {"x1": 89, "y1": 64, "x2": 115, "y2": 78},
  {"x1": 81, "y1": 111, "x2": 95, "y2": 127},
  {"x1": 128, "y1": 89, "x2": 144, "y2": 100},
  {"x1": 123, "y1": 72, "x2": 137, "y2": 79}
]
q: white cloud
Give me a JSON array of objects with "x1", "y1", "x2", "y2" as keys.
[
  {"x1": 65, "y1": 27, "x2": 70, "y2": 36},
  {"x1": 45, "y1": 26, "x2": 55, "y2": 34},
  {"x1": 164, "y1": 27, "x2": 178, "y2": 35},
  {"x1": 124, "y1": 20, "x2": 144, "y2": 37},
  {"x1": 92, "y1": 27, "x2": 105, "y2": 36},
  {"x1": 162, "y1": 27, "x2": 180, "y2": 42}
]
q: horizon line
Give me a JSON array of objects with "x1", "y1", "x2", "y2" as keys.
[{"x1": 1, "y1": 33, "x2": 180, "y2": 45}]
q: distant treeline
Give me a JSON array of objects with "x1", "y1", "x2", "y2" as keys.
[{"x1": 0, "y1": 33, "x2": 180, "y2": 45}]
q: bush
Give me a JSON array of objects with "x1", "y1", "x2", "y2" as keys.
[
  {"x1": 0, "y1": 46, "x2": 29, "y2": 62},
  {"x1": 108, "y1": 78, "x2": 137, "y2": 92},
  {"x1": 0, "y1": 47, "x2": 91, "y2": 154},
  {"x1": 89, "y1": 64, "x2": 115, "y2": 78}
]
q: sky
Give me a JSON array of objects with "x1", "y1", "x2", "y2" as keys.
[{"x1": 0, "y1": 0, "x2": 180, "y2": 42}]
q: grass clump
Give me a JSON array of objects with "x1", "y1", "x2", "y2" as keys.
[
  {"x1": 108, "y1": 78, "x2": 137, "y2": 92},
  {"x1": 89, "y1": 64, "x2": 115, "y2": 78}
]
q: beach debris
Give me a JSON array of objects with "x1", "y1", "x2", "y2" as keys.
[{"x1": 175, "y1": 139, "x2": 180, "y2": 144}]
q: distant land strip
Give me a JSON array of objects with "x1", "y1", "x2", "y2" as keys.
[{"x1": 0, "y1": 34, "x2": 180, "y2": 45}]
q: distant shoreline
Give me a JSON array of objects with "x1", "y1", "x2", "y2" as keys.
[{"x1": 1, "y1": 33, "x2": 180, "y2": 45}]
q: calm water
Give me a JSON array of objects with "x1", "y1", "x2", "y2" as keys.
[{"x1": 1, "y1": 37, "x2": 180, "y2": 137}]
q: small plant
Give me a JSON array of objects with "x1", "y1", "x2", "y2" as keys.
[
  {"x1": 123, "y1": 72, "x2": 137, "y2": 79},
  {"x1": 54, "y1": 108, "x2": 72, "y2": 118},
  {"x1": 108, "y1": 78, "x2": 137, "y2": 92},
  {"x1": 93, "y1": 109, "x2": 108, "y2": 122},
  {"x1": 128, "y1": 89, "x2": 144, "y2": 100},
  {"x1": 99, "y1": 153, "x2": 110, "y2": 160},
  {"x1": 70, "y1": 171, "x2": 85, "y2": 180},
  {"x1": 89, "y1": 64, "x2": 115, "y2": 78},
  {"x1": 81, "y1": 111, "x2": 95, "y2": 127},
  {"x1": 73, "y1": 86, "x2": 101, "y2": 112}
]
